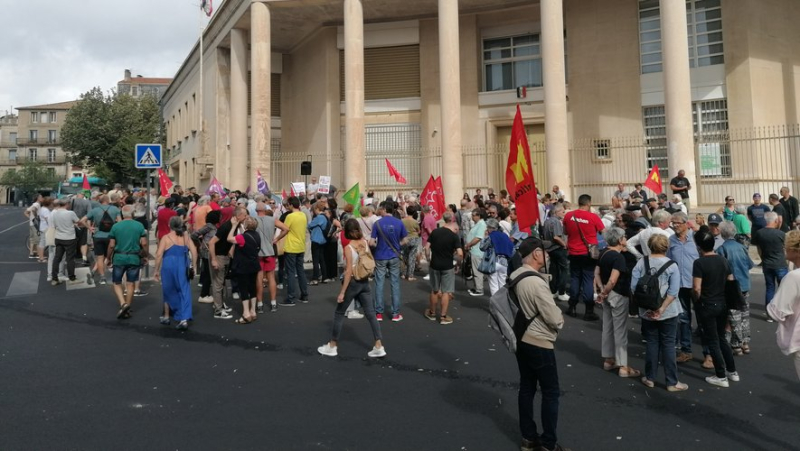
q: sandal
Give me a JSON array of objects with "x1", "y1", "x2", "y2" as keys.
[
  {"x1": 619, "y1": 368, "x2": 642, "y2": 378},
  {"x1": 234, "y1": 317, "x2": 253, "y2": 325},
  {"x1": 603, "y1": 360, "x2": 619, "y2": 371},
  {"x1": 742, "y1": 343, "x2": 751, "y2": 354},
  {"x1": 733, "y1": 347, "x2": 743, "y2": 356},
  {"x1": 407, "y1": 277, "x2": 417, "y2": 281},
  {"x1": 667, "y1": 382, "x2": 689, "y2": 392},
  {"x1": 641, "y1": 377, "x2": 655, "y2": 388}
]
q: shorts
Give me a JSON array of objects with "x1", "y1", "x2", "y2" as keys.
[
  {"x1": 76, "y1": 227, "x2": 88, "y2": 247},
  {"x1": 112, "y1": 265, "x2": 141, "y2": 284},
  {"x1": 93, "y1": 237, "x2": 110, "y2": 257},
  {"x1": 430, "y1": 268, "x2": 455, "y2": 294},
  {"x1": 259, "y1": 256, "x2": 276, "y2": 272}
]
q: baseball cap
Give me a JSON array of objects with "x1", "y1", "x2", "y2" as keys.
[
  {"x1": 518, "y1": 236, "x2": 553, "y2": 259},
  {"x1": 753, "y1": 192, "x2": 761, "y2": 198},
  {"x1": 707, "y1": 213, "x2": 723, "y2": 225}
]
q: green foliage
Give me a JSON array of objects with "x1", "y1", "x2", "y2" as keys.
[
  {"x1": 0, "y1": 162, "x2": 61, "y2": 199},
  {"x1": 61, "y1": 87, "x2": 164, "y2": 184}
]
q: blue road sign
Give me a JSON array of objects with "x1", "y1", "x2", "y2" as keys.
[{"x1": 135, "y1": 144, "x2": 162, "y2": 169}]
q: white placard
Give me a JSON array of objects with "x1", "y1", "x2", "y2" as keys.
[
  {"x1": 291, "y1": 182, "x2": 306, "y2": 195},
  {"x1": 318, "y1": 175, "x2": 331, "y2": 194}
]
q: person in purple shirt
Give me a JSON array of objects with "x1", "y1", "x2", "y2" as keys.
[{"x1": 370, "y1": 202, "x2": 408, "y2": 322}]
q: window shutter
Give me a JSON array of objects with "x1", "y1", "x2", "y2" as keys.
[{"x1": 340, "y1": 45, "x2": 421, "y2": 101}]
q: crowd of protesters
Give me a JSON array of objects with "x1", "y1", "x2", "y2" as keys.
[{"x1": 21, "y1": 174, "x2": 800, "y2": 451}]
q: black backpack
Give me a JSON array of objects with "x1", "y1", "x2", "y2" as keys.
[
  {"x1": 98, "y1": 207, "x2": 114, "y2": 233},
  {"x1": 632, "y1": 258, "x2": 676, "y2": 311}
]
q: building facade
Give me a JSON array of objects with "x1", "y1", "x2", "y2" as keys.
[
  {"x1": 0, "y1": 114, "x2": 19, "y2": 204},
  {"x1": 117, "y1": 69, "x2": 172, "y2": 100},
  {"x1": 161, "y1": 0, "x2": 800, "y2": 206}
]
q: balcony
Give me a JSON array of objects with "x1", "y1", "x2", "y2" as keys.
[
  {"x1": 0, "y1": 155, "x2": 67, "y2": 166},
  {"x1": 16, "y1": 137, "x2": 61, "y2": 146},
  {"x1": 0, "y1": 140, "x2": 17, "y2": 147}
]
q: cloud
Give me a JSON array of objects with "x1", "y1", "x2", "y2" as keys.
[{"x1": 0, "y1": 0, "x2": 213, "y2": 112}]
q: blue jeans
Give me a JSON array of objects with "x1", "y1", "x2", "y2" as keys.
[
  {"x1": 284, "y1": 252, "x2": 308, "y2": 303},
  {"x1": 374, "y1": 258, "x2": 401, "y2": 314},
  {"x1": 516, "y1": 342, "x2": 559, "y2": 450},
  {"x1": 764, "y1": 267, "x2": 788, "y2": 306},
  {"x1": 676, "y1": 288, "x2": 693, "y2": 354},
  {"x1": 642, "y1": 317, "x2": 679, "y2": 386},
  {"x1": 568, "y1": 254, "x2": 594, "y2": 305}
]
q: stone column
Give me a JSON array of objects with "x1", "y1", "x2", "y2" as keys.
[
  {"x1": 229, "y1": 28, "x2": 248, "y2": 191},
  {"x1": 661, "y1": 0, "x2": 696, "y2": 202},
  {"x1": 251, "y1": 2, "x2": 271, "y2": 192},
  {"x1": 541, "y1": 0, "x2": 571, "y2": 201},
  {"x1": 438, "y1": 0, "x2": 463, "y2": 205},
  {"x1": 344, "y1": 0, "x2": 365, "y2": 191}
]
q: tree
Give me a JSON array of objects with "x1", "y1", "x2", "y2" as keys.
[
  {"x1": 61, "y1": 87, "x2": 164, "y2": 184},
  {"x1": 0, "y1": 162, "x2": 61, "y2": 201}
]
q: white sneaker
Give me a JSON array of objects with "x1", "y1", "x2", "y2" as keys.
[
  {"x1": 317, "y1": 343, "x2": 338, "y2": 357},
  {"x1": 277, "y1": 283, "x2": 284, "y2": 289},
  {"x1": 346, "y1": 310, "x2": 365, "y2": 319},
  {"x1": 726, "y1": 371, "x2": 740, "y2": 382},
  {"x1": 705, "y1": 376, "x2": 730, "y2": 388},
  {"x1": 423, "y1": 274, "x2": 430, "y2": 280},
  {"x1": 368, "y1": 346, "x2": 387, "y2": 358},
  {"x1": 232, "y1": 292, "x2": 240, "y2": 300},
  {"x1": 557, "y1": 294, "x2": 570, "y2": 302},
  {"x1": 214, "y1": 310, "x2": 233, "y2": 319},
  {"x1": 198, "y1": 296, "x2": 214, "y2": 304}
]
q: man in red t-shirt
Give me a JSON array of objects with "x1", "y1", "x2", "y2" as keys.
[
  {"x1": 156, "y1": 198, "x2": 178, "y2": 241},
  {"x1": 562, "y1": 194, "x2": 605, "y2": 320}
]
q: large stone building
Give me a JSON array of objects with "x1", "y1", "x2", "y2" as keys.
[
  {"x1": 161, "y1": 0, "x2": 800, "y2": 206},
  {"x1": 0, "y1": 113, "x2": 19, "y2": 204}
]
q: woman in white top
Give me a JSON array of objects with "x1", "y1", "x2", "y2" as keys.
[
  {"x1": 318, "y1": 218, "x2": 386, "y2": 358},
  {"x1": 767, "y1": 230, "x2": 800, "y2": 380},
  {"x1": 37, "y1": 197, "x2": 53, "y2": 263}
]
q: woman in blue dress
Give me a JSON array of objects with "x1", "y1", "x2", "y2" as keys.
[{"x1": 155, "y1": 216, "x2": 198, "y2": 330}]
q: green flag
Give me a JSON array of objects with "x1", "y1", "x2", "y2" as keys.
[{"x1": 342, "y1": 182, "x2": 361, "y2": 218}]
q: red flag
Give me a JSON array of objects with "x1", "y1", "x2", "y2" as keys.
[
  {"x1": 421, "y1": 176, "x2": 443, "y2": 220},
  {"x1": 385, "y1": 159, "x2": 407, "y2": 185},
  {"x1": 505, "y1": 105, "x2": 540, "y2": 232},
  {"x1": 434, "y1": 176, "x2": 446, "y2": 218},
  {"x1": 81, "y1": 174, "x2": 90, "y2": 190},
  {"x1": 281, "y1": 189, "x2": 288, "y2": 199},
  {"x1": 643, "y1": 165, "x2": 663, "y2": 194},
  {"x1": 158, "y1": 168, "x2": 173, "y2": 197}
]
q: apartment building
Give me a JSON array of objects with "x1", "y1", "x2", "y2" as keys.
[
  {"x1": 0, "y1": 114, "x2": 19, "y2": 204},
  {"x1": 161, "y1": 0, "x2": 800, "y2": 206},
  {"x1": 117, "y1": 69, "x2": 172, "y2": 100}
]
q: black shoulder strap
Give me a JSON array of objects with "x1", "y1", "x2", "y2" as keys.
[
  {"x1": 644, "y1": 257, "x2": 651, "y2": 274},
  {"x1": 652, "y1": 259, "x2": 676, "y2": 278},
  {"x1": 508, "y1": 270, "x2": 547, "y2": 335}
]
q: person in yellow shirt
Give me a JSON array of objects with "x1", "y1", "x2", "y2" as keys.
[{"x1": 276, "y1": 196, "x2": 309, "y2": 306}]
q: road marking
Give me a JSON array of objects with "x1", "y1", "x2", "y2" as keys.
[
  {"x1": 5, "y1": 271, "x2": 40, "y2": 297},
  {"x1": 0, "y1": 220, "x2": 28, "y2": 235},
  {"x1": 65, "y1": 267, "x2": 96, "y2": 291}
]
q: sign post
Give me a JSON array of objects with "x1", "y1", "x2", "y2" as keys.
[{"x1": 135, "y1": 144, "x2": 162, "y2": 280}]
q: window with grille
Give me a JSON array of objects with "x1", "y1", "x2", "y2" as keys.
[
  {"x1": 638, "y1": 0, "x2": 724, "y2": 74},
  {"x1": 643, "y1": 98, "x2": 729, "y2": 178},
  {"x1": 593, "y1": 140, "x2": 611, "y2": 161},
  {"x1": 48, "y1": 149, "x2": 57, "y2": 163}
]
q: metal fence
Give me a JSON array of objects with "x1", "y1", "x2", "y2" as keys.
[{"x1": 267, "y1": 124, "x2": 800, "y2": 206}]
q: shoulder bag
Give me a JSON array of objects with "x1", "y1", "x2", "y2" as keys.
[
  {"x1": 375, "y1": 220, "x2": 404, "y2": 263},
  {"x1": 572, "y1": 215, "x2": 600, "y2": 259}
]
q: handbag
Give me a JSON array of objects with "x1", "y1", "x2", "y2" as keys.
[
  {"x1": 478, "y1": 237, "x2": 497, "y2": 274},
  {"x1": 184, "y1": 238, "x2": 195, "y2": 281},
  {"x1": 572, "y1": 215, "x2": 599, "y2": 259},
  {"x1": 724, "y1": 279, "x2": 746, "y2": 310},
  {"x1": 45, "y1": 226, "x2": 56, "y2": 247}
]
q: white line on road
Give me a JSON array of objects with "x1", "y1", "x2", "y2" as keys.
[{"x1": 0, "y1": 220, "x2": 28, "y2": 235}]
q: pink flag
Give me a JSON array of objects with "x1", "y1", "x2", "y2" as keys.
[{"x1": 206, "y1": 176, "x2": 225, "y2": 195}]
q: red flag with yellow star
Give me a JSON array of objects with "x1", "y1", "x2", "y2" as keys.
[
  {"x1": 506, "y1": 105, "x2": 539, "y2": 232},
  {"x1": 644, "y1": 164, "x2": 663, "y2": 194}
]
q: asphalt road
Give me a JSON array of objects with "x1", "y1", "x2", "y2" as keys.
[{"x1": 0, "y1": 205, "x2": 797, "y2": 451}]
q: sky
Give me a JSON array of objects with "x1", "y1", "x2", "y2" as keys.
[{"x1": 0, "y1": 0, "x2": 218, "y2": 114}]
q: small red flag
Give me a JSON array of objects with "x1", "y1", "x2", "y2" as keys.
[
  {"x1": 644, "y1": 165, "x2": 663, "y2": 194},
  {"x1": 385, "y1": 159, "x2": 407, "y2": 185},
  {"x1": 81, "y1": 174, "x2": 90, "y2": 190},
  {"x1": 281, "y1": 189, "x2": 288, "y2": 199},
  {"x1": 505, "y1": 105, "x2": 540, "y2": 232},
  {"x1": 421, "y1": 176, "x2": 443, "y2": 220},
  {"x1": 157, "y1": 168, "x2": 173, "y2": 197}
]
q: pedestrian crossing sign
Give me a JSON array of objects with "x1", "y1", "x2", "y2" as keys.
[{"x1": 135, "y1": 144, "x2": 162, "y2": 169}]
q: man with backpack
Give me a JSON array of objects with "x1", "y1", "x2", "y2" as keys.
[
  {"x1": 509, "y1": 237, "x2": 568, "y2": 451},
  {"x1": 83, "y1": 195, "x2": 121, "y2": 285}
]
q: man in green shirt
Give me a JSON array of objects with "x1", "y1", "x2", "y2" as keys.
[
  {"x1": 732, "y1": 204, "x2": 752, "y2": 247},
  {"x1": 107, "y1": 205, "x2": 147, "y2": 319}
]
